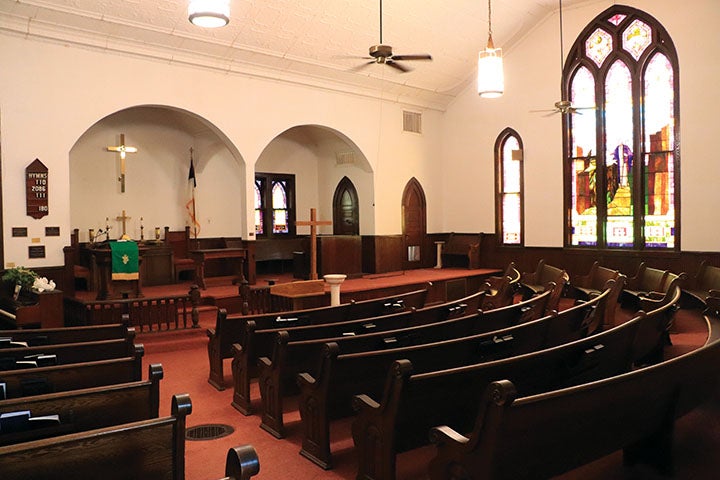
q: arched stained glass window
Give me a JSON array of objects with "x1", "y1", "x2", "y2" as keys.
[
  {"x1": 564, "y1": 5, "x2": 679, "y2": 250},
  {"x1": 495, "y1": 128, "x2": 524, "y2": 245},
  {"x1": 255, "y1": 173, "x2": 295, "y2": 237},
  {"x1": 254, "y1": 179, "x2": 264, "y2": 235}
]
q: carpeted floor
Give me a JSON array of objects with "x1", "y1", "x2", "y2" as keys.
[{"x1": 138, "y1": 293, "x2": 717, "y2": 480}]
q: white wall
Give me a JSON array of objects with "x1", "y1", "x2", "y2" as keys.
[
  {"x1": 441, "y1": 0, "x2": 720, "y2": 251},
  {"x1": 0, "y1": 34, "x2": 442, "y2": 267}
]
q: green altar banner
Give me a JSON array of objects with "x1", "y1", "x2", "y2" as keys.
[{"x1": 109, "y1": 240, "x2": 139, "y2": 280}]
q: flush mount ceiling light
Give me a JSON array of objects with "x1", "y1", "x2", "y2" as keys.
[
  {"x1": 188, "y1": 0, "x2": 230, "y2": 28},
  {"x1": 477, "y1": 0, "x2": 504, "y2": 98}
]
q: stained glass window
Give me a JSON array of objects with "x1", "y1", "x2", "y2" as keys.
[
  {"x1": 569, "y1": 66, "x2": 597, "y2": 246},
  {"x1": 495, "y1": 129, "x2": 523, "y2": 245},
  {"x1": 272, "y1": 181, "x2": 289, "y2": 234},
  {"x1": 254, "y1": 179, "x2": 264, "y2": 235},
  {"x1": 255, "y1": 173, "x2": 295, "y2": 237},
  {"x1": 585, "y1": 28, "x2": 612, "y2": 67},
  {"x1": 564, "y1": 5, "x2": 679, "y2": 250},
  {"x1": 623, "y1": 19, "x2": 652, "y2": 61}
]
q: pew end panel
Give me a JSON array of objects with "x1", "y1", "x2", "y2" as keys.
[
  {"x1": 224, "y1": 444, "x2": 261, "y2": 480},
  {"x1": 681, "y1": 261, "x2": 720, "y2": 311}
]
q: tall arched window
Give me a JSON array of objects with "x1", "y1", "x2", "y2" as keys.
[
  {"x1": 495, "y1": 128, "x2": 524, "y2": 245},
  {"x1": 255, "y1": 172, "x2": 295, "y2": 237},
  {"x1": 564, "y1": 5, "x2": 679, "y2": 250}
]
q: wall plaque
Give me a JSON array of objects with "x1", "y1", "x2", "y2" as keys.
[
  {"x1": 12, "y1": 227, "x2": 28, "y2": 237},
  {"x1": 28, "y1": 245, "x2": 46, "y2": 259},
  {"x1": 45, "y1": 226, "x2": 60, "y2": 237},
  {"x1": 26, "y1": 158, "x2": 49, "y2": 219}
]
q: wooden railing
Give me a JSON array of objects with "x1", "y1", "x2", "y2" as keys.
[
  {"x1": 238, "y1": 281, "x2": 276, "y2": 315},
  {"x1": 64, "y1": 285, "x2": 202, "y2": 332}
]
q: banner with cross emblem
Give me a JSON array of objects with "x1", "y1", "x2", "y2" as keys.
[{"x1": 109, "y1": 240, "x2": 139, "y2": 280}]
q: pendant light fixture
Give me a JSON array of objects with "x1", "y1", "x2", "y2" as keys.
[
  {"x1": 477, "y1": 0, "x2": 504, "y2": 98},
  {"x1": 188, "y1": 0, "x2": 230, "y2": 28}
]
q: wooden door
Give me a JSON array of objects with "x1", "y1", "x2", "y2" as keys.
[
  {"x1": 402, "y1": 178, "x2": 427, "y2": 270},
  {"x1": 332, "y1": 176, "x2": 359, "y2": 236}
]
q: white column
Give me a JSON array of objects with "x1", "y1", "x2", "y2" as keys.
[
  {"x1": 434, "y1": 241, "x2": 445, "y2": 269},
  {"x1": 323, "y1": 274, "x2": 347, "y2": 306}
]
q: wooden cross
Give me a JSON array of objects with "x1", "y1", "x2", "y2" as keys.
[
  {"x1": 106, "y1": 133, "x2": 137, "y2": 193},
  {"x1": 296, "y1": 208, "x2": 332, "y2": 280},
  {"x1": 116, "y1": 209, "x2": 131, "y2": 240}
]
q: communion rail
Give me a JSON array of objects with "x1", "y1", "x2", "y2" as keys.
[{"x1": 64, "y1": 285, "x2": 201, "y2": 332}]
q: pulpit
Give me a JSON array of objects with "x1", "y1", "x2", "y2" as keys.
[{"x1": 89, "y1": 245, "x2": 146, "y2": 300}]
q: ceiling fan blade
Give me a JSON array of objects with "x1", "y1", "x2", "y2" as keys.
[
  {"x1": 349, "y1": 61, "x2": 375, "y2": 72},
  {"x1": 386, "y1": 60, "x2": 410, "y2": 72},
  {"x1": 333, "y1": 55, "x2": 373, "y2": 60},
  {"x1": 391, "y1": 54, "x2": 432, "y2": 61}
]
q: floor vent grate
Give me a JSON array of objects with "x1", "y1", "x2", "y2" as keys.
[{"x1": 186, "y1": 423, "x2": 234, "y2": 441}]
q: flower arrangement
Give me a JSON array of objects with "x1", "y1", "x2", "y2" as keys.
[{"x1": 2, "y1": 266, "x2": 39, "y2": 291}]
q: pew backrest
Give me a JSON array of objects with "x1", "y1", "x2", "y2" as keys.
[
  {"x1": 0, "y1": 324, "x2": 133, "y2": 347},
  {"x1": 0, "y1": 348, "x2": 143, "y2": 399},
  {"x1": 0, "y1": 363, "x2": 163, "y2": 446},
  {"x1": 0, "y1": 337, "x2": 138, "y2": 369},
  {"x1": 0, "y1": 393, "x2": 191, "y2": 480}
]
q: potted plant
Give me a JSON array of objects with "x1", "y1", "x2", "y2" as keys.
[{"x1": 2, "y1": 266, "x2": 38, "y2": 302}]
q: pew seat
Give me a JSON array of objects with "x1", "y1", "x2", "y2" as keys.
[
  {"x1": 0, "y1": 394, "x2": 261, "y2": 480},
  {"x1": 682, "y1": 260, "x2": 720, "y2": 311},
  {"x1": 427, "y1": 305, "x2": 719, "y2": 480},
  {"x1": 620, "y1": 262, "x2": 670, "y2": 309}
]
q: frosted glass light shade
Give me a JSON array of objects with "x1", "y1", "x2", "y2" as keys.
[
  {"x1": 188, "y1": 0, "x2": 230, "y2": 28},
  {"x1": 478, "y1": 46, "x2": 504, "y2": 98}
]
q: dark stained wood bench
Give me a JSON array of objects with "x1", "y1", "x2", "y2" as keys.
[
  {"x1": 440, "y1": 233, "x2": 484, "y2": 269},
  {"x1": 0, "y1": 394, "x2": 199, "y2": 480},
  {"x1": 0, "y1": 323, "x2": 134, "y2": 347},
  {"x1": 567, "y1": 262, "x2": 627, "y2": 328},
  {"x1": 0, "y1": 348, "x2": 143, "y2": 399},
  {"x1": 295, "y1": 285, "x2": 613, "y2": 469},
  {"x1": 427, "y1": 298, "x2": 717, "y2": 480},
  {"x1": 682, "y1": 260, "x2": 720, "y2": 310},
  {"x1": 518, "y1": 259, "x2": 568, "y2": 301},
  {"x1": 351, "y1": 291, "x2": 677, "y2": 480},
  {"x1": 0, "y1": 363, "x2": 162, "y2": 446},
  {"x1": 253, "y1": 288, "x2": 553, "y2": 439},
  {"x1": 620, "y1": 262, "x2": 670, "y2": 309},
  {"x1": 207, "y1": 288, "x2": 429, "y2": 390},
  {"x1": 478, "y1": 262, "x2": 520, "y2": 311},
  {"x1": 229, "y1": 290, "x2": 486, "y2": 416},
  {"x1": 0, "y1": 337, "x2": 140, "y2": 370}
]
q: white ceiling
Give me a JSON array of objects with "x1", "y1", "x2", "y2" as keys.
[{"x1": 0, "y1": 0, "x2": 584, "y2": 109}]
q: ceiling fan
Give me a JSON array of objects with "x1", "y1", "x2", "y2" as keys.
[
  {"x1": 532, "y1": 0, "x2": 595, "y2": 116},
  {"x1": 346, "y1": 0, "x2": 432, "y2": 73}
]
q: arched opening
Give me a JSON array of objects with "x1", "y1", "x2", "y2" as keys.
[
  {"x1": 332, "y1": 176, "x2": 359, "y2": 236},
  {"x1": 401, "y1": 177, "x2": 427, "y2": 270}
]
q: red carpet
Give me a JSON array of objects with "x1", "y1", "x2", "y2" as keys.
[{"x1": 137, "y1": 283, "x2": 715, "y2": 480}]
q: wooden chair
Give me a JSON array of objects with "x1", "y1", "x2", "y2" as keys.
[
  {"x1": 70, "y1": 228, "x2": 92, "y2": 290},
  {"x1": 164, "y1": 226, "x2": 195, "y2": 283}
]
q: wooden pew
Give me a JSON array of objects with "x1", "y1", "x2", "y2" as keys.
[
  {"x1": 295, "y1": 286, "x2": 613, "y2": 469},
  {"x1": 620, "y1": 262, "x2": 670, "y2": 309},
  {"x1": 0, "y1": 337, "x2": 139, "y2": 370},
  {"x1": 0, "y1": 323, "x2": 134, "y2": 347},
  {"x1": 207, "y1": 288, "x2": 429, "y2": 390},
  {"x1": 0, "y1": 394, "x2": 199, "y2": 480},
  {"x1": 0, "y1": 363, "x2": 162, "y2": 446},
  {"x1": 567, "y1": 262, "x2": 627, "y2": 328},
  {"x1": 229, "y1": 289, "x2": 488, "y2": 416},
  {"x1": 351, "y1": 290, "x2": 677, "y2": 480},
  {"x1": 0, "y1": 347, "x2": 143, "y2": 399},
  {"x1": 518, "y1": 259, "x2": 568, "y2": 299},
  {"x1": 478, "y1": 262, "x2": 520, "y2": 311},
  {"x1": 254, "y1": 286, "x2": 559, "y2": 439},
  {"x1": 223, "y1": 445, "x2": 262, "y2": 480},
  {"x1": 440, "y1": 233, "x2": 484, "y2": 269},
  {"x1": 427, "y1": 299, "x2": 717, "y2": 480},
  {"x1": 682, "y1": 260, "x2": 720, "y2": 310}
]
